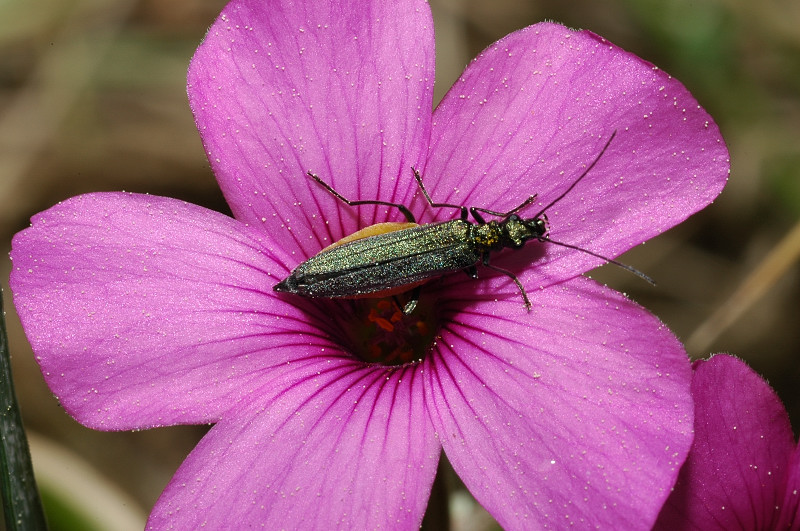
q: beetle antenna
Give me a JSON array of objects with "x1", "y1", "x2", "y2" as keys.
[
  {"x1": 538, "y1": 235, "x2": 655, "y2": 285},
  {"x1": 533, "y1": 130, "x2": 617, "y2": 219}
]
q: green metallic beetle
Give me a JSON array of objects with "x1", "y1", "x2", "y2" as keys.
[{"x1": 274, "y1": 132, "x2": 647, "y2": 312}]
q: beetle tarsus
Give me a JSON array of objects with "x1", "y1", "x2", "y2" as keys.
[{"x1": 483, "y1": 261, "x2": 532, "y2": 311}]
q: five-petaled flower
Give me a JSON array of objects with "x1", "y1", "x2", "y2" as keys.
[
  {"x1": 10, "y1": 0, "x2": 729, "y2": 528},
  {"x1": 655, "y1": 355, "x2": 800, "y2": 529}
]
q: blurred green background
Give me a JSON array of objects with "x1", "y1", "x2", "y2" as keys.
[{"x1": 1, "y1": 0, "x2": 798, "y2": 529}]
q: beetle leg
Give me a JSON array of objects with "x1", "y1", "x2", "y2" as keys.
[
  {"x1": 463, "y1": 265, "x2": 478, "y2": 279},
  {"x1": 411, "y1": 167, "x2": 469, "y2": 220},
  {"x1": 307, "y1": 171, "x2": 417, "y2": 223},
  {"x1": 397, "y1": 287, "x2": 421, "y2": 315},
  {"x1": 470, "y1": 208, "x2": 487, "y2": 225},
  {"x1": 471, "y1": 194, "x2": 538, "y2": 219},
  {"x1": 482, "y1": 258, "x2": 531, "y2": 310}
]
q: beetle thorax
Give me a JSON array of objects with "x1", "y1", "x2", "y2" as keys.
[{"x1": 472, "y1": 221, "x2": 505, "y2": 252}]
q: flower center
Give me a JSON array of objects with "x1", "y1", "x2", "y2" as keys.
[{"x1": 341, "y1": 293, "x2": 437, "y2": 366}]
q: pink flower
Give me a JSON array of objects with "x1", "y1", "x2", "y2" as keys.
[
  {"x1": 655, "y1": 355, "x2": 800, "y2": 529},
  {"x1": 10, "y1": 0, "x2": 728, "y2": 528}
]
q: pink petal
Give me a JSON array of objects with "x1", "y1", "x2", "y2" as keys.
[
  {"x1": 655, "y1": 355, "x2": 796, "y2": 530},
  {"x1": 776, "y1": 444, "x2": 800, "y2": 529},
  {"x1": 425, "y1": 22, "x2": 729, "y2": 286},
  {"x1": 9, "y1": 193, "x2": 316, "y2": 430},
  {"x1": 424, "y1": 277, "x2": 693, "y2": 529},
  {"x1": 188, "y1": 0, "x2": 435, "y2": 259},
  {"x1": 148, "y1": 359, "x2": 439, "y2": 529}
]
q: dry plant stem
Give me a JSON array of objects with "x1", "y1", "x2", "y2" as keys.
[{"x1": 687, "y1": 218, "x2": 800, "y2": 354}]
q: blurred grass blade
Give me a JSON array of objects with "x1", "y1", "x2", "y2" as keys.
[
  {"x1": 0, "y1": 288, "x2": 48, "y2": 530},
  {"x1": 687, "y1": 218, "x2": 800, "y2": 354}
]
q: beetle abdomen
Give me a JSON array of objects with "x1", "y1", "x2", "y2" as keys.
[{"x1": 275, "y1": 219, "x2": 479, "y2": 298}]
